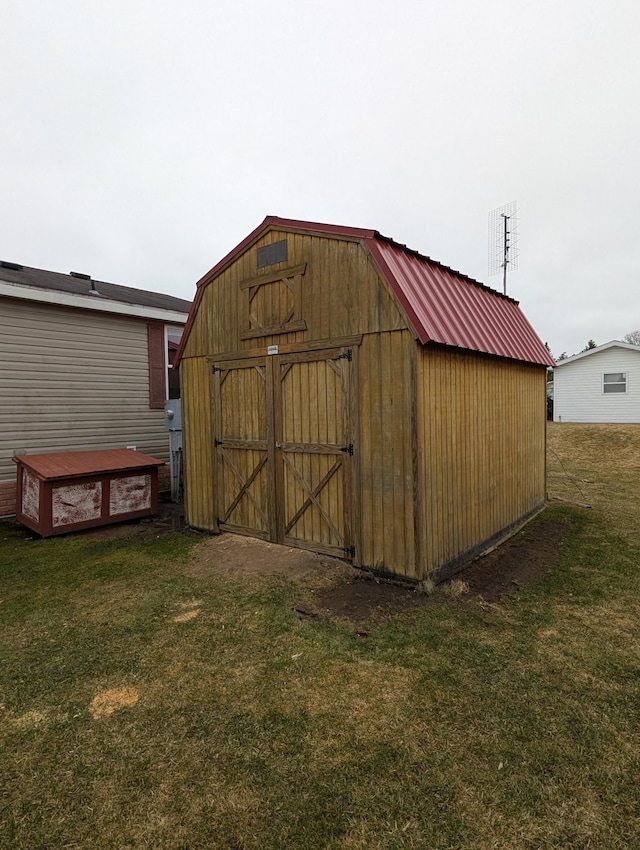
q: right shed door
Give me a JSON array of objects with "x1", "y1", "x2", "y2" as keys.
[{"x1": 276, "y1": 349, "x2": 353, "y2": 558}]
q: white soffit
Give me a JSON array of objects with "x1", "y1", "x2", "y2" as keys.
[{"x1": 0, "y1": 281, "x2": 188, "y2": 324}]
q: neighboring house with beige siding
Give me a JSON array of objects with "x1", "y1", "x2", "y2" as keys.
[
  {"x1": 553, "y1": 341, "x2": 640, "y2": 423},
  {"x1": 0, "y1": 260, "x2": 190, "y2": 517}
]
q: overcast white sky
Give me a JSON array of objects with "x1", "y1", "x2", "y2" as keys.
[{"x1": 2, "y1": 0, "x2": 638, "y2": 358}]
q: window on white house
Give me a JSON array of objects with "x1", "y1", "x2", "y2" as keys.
[{"x1": 603, "y1": 372, "x2": 627, "y2": 393}]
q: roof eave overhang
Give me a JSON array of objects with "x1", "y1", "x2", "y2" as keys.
[
  {"x1": 423, "y1": 338, "x2": 554, "y2": 367},
  {"x1": 0, "y1": 280, "x2": 188, "y2": 324},
  {"x1": 361, "y1": 237, "x2": 427, "y2": 344},
  {"x1": 554, "y1": 340, "x2": 640, "y2": 367}
]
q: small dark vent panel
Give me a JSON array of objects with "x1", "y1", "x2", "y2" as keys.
[{"x1": 257, "y1": 240, "x2": 287, "y2": 269}]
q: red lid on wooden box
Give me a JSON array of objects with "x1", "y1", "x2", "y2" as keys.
[{"x1": 13, "y1": 449, "x2": 164, "y2": 481}]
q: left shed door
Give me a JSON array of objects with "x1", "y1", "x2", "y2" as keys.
[{"x1": 212, "y1": 359, "x2": 271, "y2": 539}]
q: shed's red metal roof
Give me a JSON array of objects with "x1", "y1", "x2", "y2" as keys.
[
  {"x1": 14, "y1": 449, "x2": 164, "y2": 480},
  {"x1": 176, "y1": 216, "x2": 553, "y2": 367},
  {"x1": 365, "y1": 237, "x2": 553, "y2": 364}
]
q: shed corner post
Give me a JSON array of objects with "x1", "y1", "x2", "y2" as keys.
[
  {"x1": 410, "y1": 342, "x2": 425, "y2": 580},
  {"x1": 543, "y1": 367, "x2": 549, "y2": 504},
  {"x1": 348, "y1": 342, "x2": 362, "y2": 566}
]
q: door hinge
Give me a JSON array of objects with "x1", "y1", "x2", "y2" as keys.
[
  {"x1": 336, "y1": 349, "x2": 352, "y2": 361},
  {"x1": 343, "y1": 545, "x2": 355, "y2": 558},
  {"x1": 216, "y1": 518, "x2": 226, "y2": 526},
  {"x1": 214, "y1": 438, "x2": 223, "y2": 446},
  {"x1": 340, "y1": 443, "x2": 354, "y2": 455},
  {"x1": 212, "y1": 365, "x2": 221, "y2": 374}
]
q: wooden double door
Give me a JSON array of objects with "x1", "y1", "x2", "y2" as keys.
[{"x1": 211, "y1": 347, "x2": 354, "y2": 559}]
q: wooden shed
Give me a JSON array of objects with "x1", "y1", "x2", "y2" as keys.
[{"x1": 175, "y1": 217, "x2": 554, "y2": 582}]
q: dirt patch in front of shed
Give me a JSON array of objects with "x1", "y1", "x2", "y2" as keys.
[
  {"x1": 186, "y1": 532, "x2": 353, "y2": 587},
  {"x1": 315, "y1": 520, "x2": 571, "y2": 623},
  {"x1": 309, "y1": 576, "x2": 420, "y2": 625},
  {"x1": 313, "y1": 516, "x2": 573, "y2": 622},
  {"x1": 186, "y1": 517, "x2": 572, "y2": 624},
  {"x1": 450, "y1": 516, "x2": 572, "y2": 602}
]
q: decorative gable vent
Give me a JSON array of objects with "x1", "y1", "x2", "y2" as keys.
[{"x1": 257, "y1": 239, "x2": 287, "y2": 269}]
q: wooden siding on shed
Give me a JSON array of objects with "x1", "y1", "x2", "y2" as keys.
[
  {"x1": 357, "y1": 330, "x2": 417, "y2": 577},
  {"x1": 180, "y1": 355, "x2": 215, "y2": 530},
  {"x1": 181, "y1": 230, "x2": 407, "y2": 360},
  {"x1": 417, "y1": 347, "x2": 547, "y2": 576},
  {"x1": 0, "y1": 298, "x2": 171, "y2": 487}
]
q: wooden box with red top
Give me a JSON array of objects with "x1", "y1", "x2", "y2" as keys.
[{"x1": 13, "y1": 449, "x2": 164, "y2": 537}]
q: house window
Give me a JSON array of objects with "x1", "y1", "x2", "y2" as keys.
[
  {"x1": 148, "y1": 324, "x2": 184, "y2": 408},
  {"x1": 603, "y1": 372, "x2": 627, "y2": 394},
  {"x1": 165, "y1": 325, "x2": 183, "y2": 400}
]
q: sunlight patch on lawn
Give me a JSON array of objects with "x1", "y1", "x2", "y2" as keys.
[
  {"x1": 89, "y1": 687, "x2": 140, "y2": 719},
  {"x1": 171, "y1": 599, "x2": 203, "y2": 622}
]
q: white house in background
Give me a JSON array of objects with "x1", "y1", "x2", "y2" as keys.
[
  {"x1": 0, "y1": 260, "x2": 191, "y2": 517},
  {"x1": 553, "y1": 341, "x2": 640, "y2": 423}
]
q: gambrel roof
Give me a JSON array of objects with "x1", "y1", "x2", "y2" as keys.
[{"x1": 176, "y1": 216, "x2": 553, "y2": 367}]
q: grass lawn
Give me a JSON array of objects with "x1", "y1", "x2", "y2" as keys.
[{"x1": 1, "y1": 423, "x2": 640, "y2": 849}]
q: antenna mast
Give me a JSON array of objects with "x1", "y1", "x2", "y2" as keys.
[
  {"x1": 501, "y1": 212, "x2": 510, "y2": 295},
  {"x1": 488, "y1": 201, "x2": 519, "y2": 294}
]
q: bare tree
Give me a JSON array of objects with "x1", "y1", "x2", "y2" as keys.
[
  {"x1": 544, "y1": 342, "x2": 554, "y2": 376},
  {"x1": 624, "y1": 330, "x2": 640, "y2": 345}
]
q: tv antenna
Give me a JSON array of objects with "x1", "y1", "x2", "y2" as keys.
[{"x1": 488, "y1": 201, "x2": 519, "y2": 295}]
